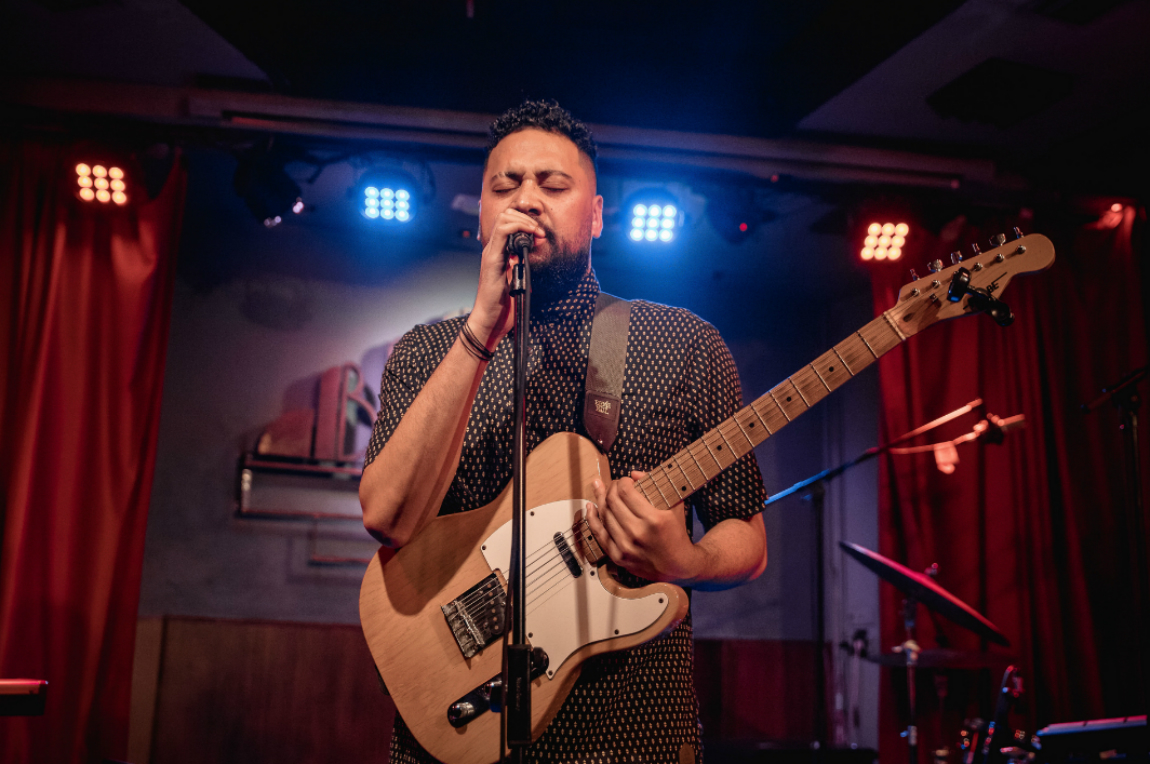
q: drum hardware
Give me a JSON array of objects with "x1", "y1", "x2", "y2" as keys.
[
  {"x1": 866, "y1": 649, "x2": 1015, "y2": 670},
  {"x1": 841, "y1": 542, "x2": 1011, "y2": 764}
]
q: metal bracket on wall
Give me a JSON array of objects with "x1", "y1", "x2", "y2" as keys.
[{"x1": 236, "y1": 453, "x2": 375, "y2": 567}]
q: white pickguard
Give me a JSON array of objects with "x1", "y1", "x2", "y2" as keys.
[{"x1": 480, "y1": 499, "x2": 670, "y2": 679}]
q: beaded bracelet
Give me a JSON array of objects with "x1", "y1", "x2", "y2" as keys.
[{"x1": 459, "y1": 322, "x2": 495, "y2": 362}]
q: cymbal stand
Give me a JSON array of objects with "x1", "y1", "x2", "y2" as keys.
[{"x1": 898, "y1": 595, "x2": 923, "y2": 764}]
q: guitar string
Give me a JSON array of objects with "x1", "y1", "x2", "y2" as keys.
[
  {"x1": 454, "y1": 518, "x2": 607, "y2": 618},
  {"x1": 452, "y1": 522, "x2": 591, "y2": 612}
]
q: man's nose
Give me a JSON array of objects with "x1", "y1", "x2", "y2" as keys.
[{"x1": 513, "y1": 183, "x2": 542, "y2": 216}]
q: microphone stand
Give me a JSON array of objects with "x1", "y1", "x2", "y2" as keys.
[
  {"x1": 764, "y1": 398, "x2": 985, "y2": 758},
  {"x1": 504, "y1": 249, "x2": 533, "y2": 762},
  {"x1": 1081, "y1": 365, "x2": 1148, "y2": 716}
]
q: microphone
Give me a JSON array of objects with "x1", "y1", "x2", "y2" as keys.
[
  {"x1": 506, "y1": 232, "x2": 533, "y2": 262},
  {"x1": 975, "y1": 413, "x2": 1026, "y2": 445}
]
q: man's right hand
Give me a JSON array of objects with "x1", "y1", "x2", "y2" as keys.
[{"x1": 469, "y1": 209, "x2": 545, "y2": 349}]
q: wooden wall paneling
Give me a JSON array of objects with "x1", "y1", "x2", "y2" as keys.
[
  {"x1": 129, "y1": 618, "x2": 165, "y2": 763},
  {"x1": 148, "y1": 617, "x2": 395, "y2": 764}
]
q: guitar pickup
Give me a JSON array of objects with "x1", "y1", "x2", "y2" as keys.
[
  {"x1": 441, "y1": 574, "x2": 506, "y2": 659},
  {"x1": 553, "y1": 532, "x2": 582, "y2": 578}
]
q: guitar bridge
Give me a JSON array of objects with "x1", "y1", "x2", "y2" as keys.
[{"x1": 441, "y1": 574, "x2": 506, "y2": 659}]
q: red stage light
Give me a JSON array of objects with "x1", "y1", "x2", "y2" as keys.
[
  {"x1": 76, "y1": 162, "x2": 128, "y2": 205},
  {"x1": 861, "y1": 220, "x2": 910, "y2": 263}
]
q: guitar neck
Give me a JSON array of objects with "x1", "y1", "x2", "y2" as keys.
[{"x1": 637, "y1": 308, "x2": 907, "y2": 510}]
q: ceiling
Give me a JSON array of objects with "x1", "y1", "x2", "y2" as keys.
[
  {"x1": 3, "y1": 0, "x2": 1148, "y2": 196},
  {"x1": 1, "y1": 0, "x2": 1147, "y2": 309}
]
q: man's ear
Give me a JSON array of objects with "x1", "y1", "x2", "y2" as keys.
[{"x1": 591, "y1": 195, "x2": 604, "y2": 239}]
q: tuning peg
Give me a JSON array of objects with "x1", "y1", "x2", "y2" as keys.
[
  {"x1": 909, "y1": 269, "x2": 920, "y2": 282},
  {"x1": 928, "y1": 259, "x2": 943, "y2": 273},
  {"x1": 1012, "y1": 227, "x2": 1024, "y2": 239},
  {"x1": 950, "y1": 251, "x2": 963, "y2": 265},
  {"x1": 990, "y1": 233, "x2": 1006, "y2": 247},
  {"x1": 971, "y1": 243, "x2": 982, "y2": 257}
]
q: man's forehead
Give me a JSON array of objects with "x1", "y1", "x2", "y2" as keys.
[{"x1": 484, "y1": 128, "x2": 594, "y2": 178}]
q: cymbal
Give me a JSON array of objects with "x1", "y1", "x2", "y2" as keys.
[
  {"x1": 840, "y1": 541, "x2": 1011, "y2": 647},
  {"x1": 866, "y1": 648, "x2": 1015, "y2": 669}
]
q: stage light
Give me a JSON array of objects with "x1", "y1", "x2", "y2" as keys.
[
  {"x1": 76, "y1": 161, "x2": 129, "y2": 205},
  {"x1": 358, "y1": 170, "x2": 419, "y2": 224},
  {"x1": 233, "y1": 144, "x2": 304, "y2": 227},
  {"x1": 860, "y1": 220, "x2": 911, "y2": 262},
  {"x1": 624, "y1": 191, "x2": 683, "y2": 244}
]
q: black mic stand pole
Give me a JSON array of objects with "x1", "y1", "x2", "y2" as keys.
[
  {"x1": 504, "y1": 249, "x2": 533, "y2": 762},
  {"x1": 1082, "y1": 365, "x2": 1148, "y2": 715}
]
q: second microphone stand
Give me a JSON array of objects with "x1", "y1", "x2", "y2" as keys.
[{"x1": 764, "y1": 398, "x2": 988, "y2": 758}]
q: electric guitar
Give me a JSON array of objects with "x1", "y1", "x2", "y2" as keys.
[{"x1": 359, "y1": 233, "x2": 1056, "y2": 764}]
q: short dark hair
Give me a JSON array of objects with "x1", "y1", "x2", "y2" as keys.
[{"x1": 486, "y1": 99, "x2": 598, "y2": 175}]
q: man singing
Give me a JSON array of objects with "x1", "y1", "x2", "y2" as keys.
[{"x1": 360, "y1": 100, "x2": 768, "y2": 763}]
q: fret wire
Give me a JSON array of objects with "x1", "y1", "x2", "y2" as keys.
[
  {"x1": 832, "y1": 347, "x2": 855, "y2": 376},
  {"x1": 749, "y1": 401, "x2": 774, "y2": 434},
  {"x1": 701, "y1": 437, "x2": 722, "y2": 469},
  {"x1": 882, "y1": 309, "x2": 908, "y2": 341},
  {"x1": 662, "y1": 467, "x2": 685, "y2": 499},
  {"x1": 769, "y1": 390, "x2": 792, "y2": 421},
  {"x1": 810, "y1": 363, "x2": 831, "y2": 391},
  {"x1": 857, "y1": 331, "x2": 878, "y2": 358},
  {"x1": 657, "y1": 471, "x2": 671, "y2": 506},
  {"x1": 652, "y1": 467, "x2": 683, "y2": 500},
  {"x1": 647, "y1": 476, "x2": 671, "y2": 508},
  {"x1": 673, "y1": 453, "x2": 697, "y2": 490},
  {"x1": 715, "y1": 425, "x2": 737, "y2": 458},
  {"x1": 686, "y1": 445, "x2": 710, "y2": 481},
  {"x1": 788, "y1": 376, "x2": 811, "y2": 407},
  {"x1": 636, "y1": 480, "x2": 655, "y2": 506},
  {"x1": 732, "y1": 412, "x2": 754, "y2": 447}
]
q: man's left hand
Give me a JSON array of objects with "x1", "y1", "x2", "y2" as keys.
[{"x1": 586, "y1": 472, "x2": 701, "y2": 584}]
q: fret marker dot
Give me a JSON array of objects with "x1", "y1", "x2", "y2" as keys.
[
  {"x1": 749, "y1": 422, "x2": 755, "y2": 428},
  {"x1": 717, "y1": 445, "x2": 722, "y2": 451},
  {"x1": 786, "y1": 396, "x2": 792, "y2": 402},
  {"x1": 829, "y1": 366, "x2": 835, "y2": 372},
  {"x1": 681, "y1": 486, "x2": 686, "y2": 492}
]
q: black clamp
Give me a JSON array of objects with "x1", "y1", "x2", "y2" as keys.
[{"x1": 947, "y1": 267, "x2": 1014, "y2": 327}]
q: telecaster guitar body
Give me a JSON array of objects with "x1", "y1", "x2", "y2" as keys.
[{"x1": 359, "y1": 433, "x2": 689, "y2": 764}]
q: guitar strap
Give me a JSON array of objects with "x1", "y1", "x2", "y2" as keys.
[{"x1": 583, "y1": 292, "x2": 632, "y2": 454}]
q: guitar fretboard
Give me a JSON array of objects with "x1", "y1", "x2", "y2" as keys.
[{"x1": 636, "y1": 307, "x2": 908, "y2": 510}]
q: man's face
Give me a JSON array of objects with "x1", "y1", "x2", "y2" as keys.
[{"x1": 480, "y1": 128, "x2": 604, "y2": 298}]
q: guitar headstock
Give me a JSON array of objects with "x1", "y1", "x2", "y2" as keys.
[{"x1": 891, "y1": 232, "x2": 1055, "y2": 338}]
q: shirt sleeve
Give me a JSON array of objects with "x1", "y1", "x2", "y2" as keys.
[
  {"x1": 362, "y1": 324, "x2": 437, "y2": 468},
  {"x1": 686, "y1": 322, "x2": 767, "y2": 531}
]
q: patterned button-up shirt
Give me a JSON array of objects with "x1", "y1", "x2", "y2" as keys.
[{"x1": 365, "y1": 269, "x2": 766, "y2": 763}]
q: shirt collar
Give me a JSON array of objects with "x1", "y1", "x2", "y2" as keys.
[{"x1": 531, "y1": 269, "x2": 600, "y2": 326}]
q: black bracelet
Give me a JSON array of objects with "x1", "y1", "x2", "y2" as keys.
[{"x1": 460, "y1": 322, "x2": 495, "y2": 362}]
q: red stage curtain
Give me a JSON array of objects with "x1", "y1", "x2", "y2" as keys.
[
  {"x1": 870, "y1": 210, "x2": 1148, "y2": 764},
  {"x1": 0, "y1": 137, "x2": 185, "y2": 762}
]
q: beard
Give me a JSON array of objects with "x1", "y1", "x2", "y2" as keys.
[{"x1": 529, "y1": 226, "x2": 591, "y2": 305}]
